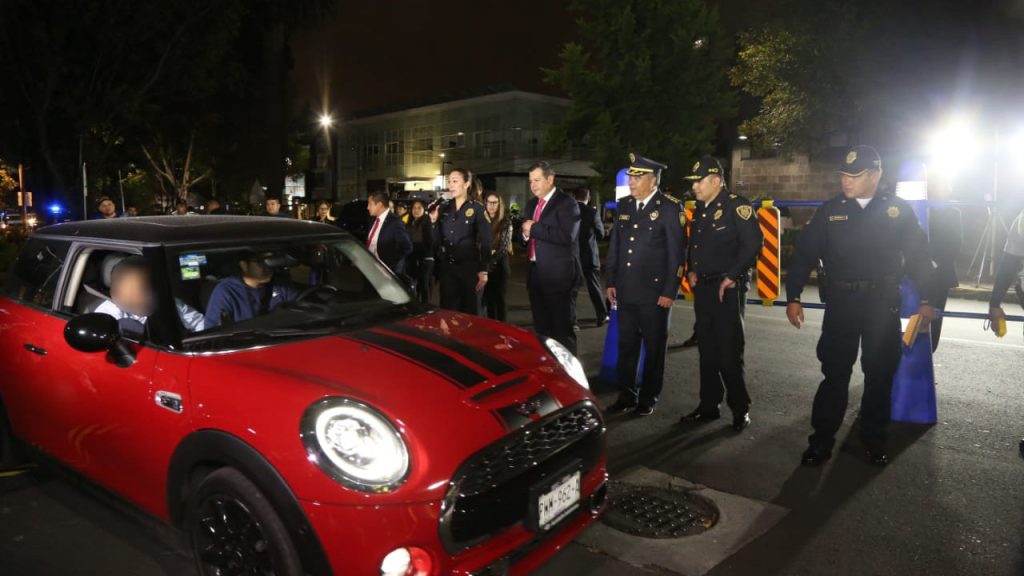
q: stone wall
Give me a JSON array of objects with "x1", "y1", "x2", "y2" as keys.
[{"x1": 729, "y1": 149, "x2": 839, "y2": 202}]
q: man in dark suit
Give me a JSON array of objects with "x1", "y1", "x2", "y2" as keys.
[
  {"x1": 367, "y1": 190, "x2": 413, "y2": 274},
  {"x1": 521, "y1": 161, "x2": 582, "y2": 354},
  {"x1": 575, "y1": 188, "x2": 609, "y2": 327},
  {"x1": 605, "y1": 154, "x2": 686, "y2": 417}
]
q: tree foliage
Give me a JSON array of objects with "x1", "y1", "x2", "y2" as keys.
[
  {"x1": 729, "y1": 0, "x2": 863, "y2": 155},
  {"x1": 545, "y1": 0, "x2": 736, "y2": 191}
]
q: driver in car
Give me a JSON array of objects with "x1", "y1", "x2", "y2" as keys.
[
  {"x1": 204, "y1": 250, "x2": 300, "y2": 329},
  {"x1": 96, "y1": 256, "x2": 206, "y2": 334}
]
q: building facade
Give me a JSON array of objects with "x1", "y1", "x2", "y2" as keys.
[{"x1": 332, "y1": 89, "x2": 595, "y2": 208}]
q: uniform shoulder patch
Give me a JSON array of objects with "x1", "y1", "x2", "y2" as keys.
[
  {"x1": 663, "y1": 194, "x2": 680, "y2": 204},
  {"x1": 465, "y1": 207, "x2": 474, "y2": 217},
  {"x1": 736, "y1": 205, "x2": 753, "y2": 220},
  {"x1": 679, "y1": 212, "x2": 686, "y2": 226},
  {"x1": 729, "y1": 194, "x2": 737, "y2": 199},
  {"x1": 887, "y1": 206, "x2": 900, "y2": 218}
]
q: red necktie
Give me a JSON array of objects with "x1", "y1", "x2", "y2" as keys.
[
  {"x1": 528, "y1": 197, "x2": 547, "y2": 261},
  {"x1": 367, "y1": 217, "x2": 381, "y2": 250}
]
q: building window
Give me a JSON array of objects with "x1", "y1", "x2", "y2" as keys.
[
  {"x1": 440, "y1": 132, "x2": 465, "y2": 150},
  {"x1": 385, "y1": 129, "x2": 405, "y2": 166}
]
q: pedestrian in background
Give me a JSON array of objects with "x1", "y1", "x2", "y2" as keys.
[
  {"x1": 366, "y1": 190, "x2": 413, "y2": 275},
  {"x1": 681, "y1": 156, "x2": 762, "y2": 431},
  {"x1": 173, "y1": 199, "x2": 190, "y2": 215},
  {"x1": 263, "y1": 197, "x2": 290, "y2": 218},
  {"x1": 521, "y1": 161, "x2": 582, "y2": 353},
  {"x1": 786, "y1": 146, "x2": 936, "y2": 466},
  {"x1": 483, "y1": 191, "x2": 513, "y2": 321},
  {"x1": 605, "y1": 154, "x2": 684, "y2": 417},
  {"x1": 430, "y1": 168, "x2": 491, "y2": 314},
  {"x1": 406, "y1": 199, "x2": 435, "y2": 304},
  {"x1": 95, "y1": 196, "x2": 118, "y2": 219},
  {"x1": 575, "y1": 187, "x2": 609, "y2": 327},
  {"x1": 312, "y1": 200, "x2": 337, "y2": 225},
  {"x1": 927, "y1": 174, "x2": 963, "y2": 350}
]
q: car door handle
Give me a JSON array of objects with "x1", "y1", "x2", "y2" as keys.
[{"x1": 23, "y1": 343, "x2": 47, "y2": 356}]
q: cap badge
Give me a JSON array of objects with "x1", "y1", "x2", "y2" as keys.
[
  {"x1": 630, "y1": 152, "x2": 636, "y2": 163},
  {"x1": 736, "y1": 205, "x2": 753, "y2": 220},
  {"x1": 887, "y1": 206, "x2": 900, "y2": 218},
  {"x1": 846, "y1": 151, "x2": 857, "y2": 164},
  {"x1": 692, "y1": 161, "x2": 701, "y2": 172},
  {"x1": 649, "y1": 210, "x2": 659, "y2": 221}
]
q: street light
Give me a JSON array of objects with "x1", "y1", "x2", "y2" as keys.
[
  {"x1": 925, "y1": 114, "x2": 980, "y2": 178},
  {"x1": 319, "y1": 114, "x2": 334, "y2": 130}
]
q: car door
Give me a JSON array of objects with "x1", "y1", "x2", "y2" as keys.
[
  {"x1": 0, "y1": 236, "x2": 74, "y2": 457},
  {"x1": 48, "y1": 242, "x2": 194, "y2": 515}
]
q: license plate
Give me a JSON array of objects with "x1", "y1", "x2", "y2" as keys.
[{"x1": 536, "y1": 470, "x2": 581, "y2": 531}]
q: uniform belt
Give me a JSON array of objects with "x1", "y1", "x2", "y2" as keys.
[
  {"x1": 696, "y1": 273, "x2": 728, "y2": 285},
  {"x1": 831, "y1": 277, "x2": 897, "y2": 292}
]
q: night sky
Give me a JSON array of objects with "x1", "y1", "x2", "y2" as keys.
[{"x1": 290, "y1": 0, "x2": 575, "y2": 117}]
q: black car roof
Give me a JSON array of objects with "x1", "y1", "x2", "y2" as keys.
[{"x1": 33, "y1": 215, "x2": 349, "y2": 245}]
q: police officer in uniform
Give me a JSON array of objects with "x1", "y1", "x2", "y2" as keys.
[
  {"x1": 680, "y1": 157, "x2": 762, "y2": 431},
  {"x1": 430, "y1": 168, "x2": 492, "y2": 314},
  {"x1": 605, "y1": 154, "x2": 685, "y2": 416},
  {"x1": 786, "y1": 146, "x2": 936, "y2": 466}
]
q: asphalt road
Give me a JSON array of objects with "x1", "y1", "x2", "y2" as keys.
[{"x1": 2, "y1": 268, "x2": 1022, "y2": 576}]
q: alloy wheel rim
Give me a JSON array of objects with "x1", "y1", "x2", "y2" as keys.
[{"x1": 194, "y1": 493, "x2": 275, "y2": 576}]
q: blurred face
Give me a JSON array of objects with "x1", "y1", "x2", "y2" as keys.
[
  {"x1": 628, "y1": 173, "x2": 656, "y2": 200},
  {"x1": 111, "y1": 268, "x2": 153, "y2": 316},
  {"x1": 528, "y1": 168, "x2": 555, "y2": 198},
  {"x1": 175, "y1": 203, "x2": 188, "y2": 214},
  {"x1": 485, "y1": 194, "x2": 500, "y2": 216},
  {"x1": 397, "y1": 204, "x2": 407, "y2": 216},
  {"x1": 207, "y1": 200, "x2": 220, "y2": 213},
  {"x1": 840, "y1": 171, "x2": 881, "y2": 199},
  {"x1": 266, "y1": 199, "x2": 281, "y2": 214},
  {"x1": 367, "y1": 198, "x2": 386, "y2": 217},
  {"x1": 98, "y1": 199, "x2": 116, "y2": 217},
  {"x1": 239, "y1": 258, "x2": 273, "y2": 285},
  {"x1": 126, "y1": 207, "x2": 138, "y2": 216},
  {"x1": 691, "y1": 175, "x2": 722, "y2": 203},
  {"x1": 448, "y1": 172, "x2": 469, "y2": 200},
  {"x1": 411, "y1": 202, "x2": 425, "y2": 218},
  {"x1": 318, "y1": 203, "x2": 331, "y2": 218}
]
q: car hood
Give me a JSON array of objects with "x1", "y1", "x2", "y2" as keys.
[{"x1": 193, "y1": 309, "x2": 596, "y2": 503}]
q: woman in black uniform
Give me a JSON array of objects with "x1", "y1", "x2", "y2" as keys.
[
  {"x1": 430, "y1": 168, "x2": 491, "y2": 314},
  {"x1": 482, "y1": 191, "x2": 513, "y2": 321}
]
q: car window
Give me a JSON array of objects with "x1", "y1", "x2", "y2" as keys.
[{"x1": 1, "y1": 238, "x2": 69, "y2": 310}]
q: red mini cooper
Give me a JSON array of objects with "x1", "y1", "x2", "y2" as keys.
[{"x1": 0, "y1": 216, "x2": 607, "y2": 575}]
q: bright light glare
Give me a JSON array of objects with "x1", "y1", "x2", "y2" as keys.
[
  {"x1": 318, "y1": 114, "x2": 334, "y2": 129},
  {"x1": 926, "y1": 115, "x2": 980, "y2": 177}
]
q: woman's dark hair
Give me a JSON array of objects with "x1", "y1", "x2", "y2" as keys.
[
  {"x1": 450, "y1": 167, "x2": 473, "y2": 185},
  {"x1": 470, "y1": 176, "x2": 485, "y2": 201},
  {"x1": 316, "y1": 199, "x2": 332, "y2": 209}
]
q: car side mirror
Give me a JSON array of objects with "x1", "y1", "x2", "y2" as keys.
[{"x1": 64, "y1": 313, "x2": 137, "y2": 368}]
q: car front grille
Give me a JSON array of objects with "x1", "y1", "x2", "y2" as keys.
[{"x1": 439, "y1": 402, "x2": 605, "y2": 553}]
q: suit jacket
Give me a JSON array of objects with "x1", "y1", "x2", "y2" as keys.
[
  {"x1": 577, "y1": 201, "x2": 605, "y2": 269},
  {"x1": 522, "y1": 189, "x2": 582, "y2": 293},
  {"x1": 606, "y1": 191, "x2": 686, "y2": 304},
  {"x1": 373, "y1": 212, "x2": 413, "y2": 274}
]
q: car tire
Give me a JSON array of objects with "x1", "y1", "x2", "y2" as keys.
[{"x1": 186, "y1": 467, "x2": 304, "y2": 576}]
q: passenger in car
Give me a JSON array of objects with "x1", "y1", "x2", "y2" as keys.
[
  {"x1": 204, "y1": 250, "x2": 300, "y2": 329},
  {"x1": 96, "y1": 256, "x2": 205, "y2": 334}
]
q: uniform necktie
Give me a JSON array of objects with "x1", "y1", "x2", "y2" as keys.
[
  {"x1": 638, "y1": 201, "x2": 645, "y2": 212},
  {"x1": 367, "y1": 217, "x2": 381, "y2": 250},
  {"x1": 528, "y1": 197, "x2": 547, "y2": 261}
]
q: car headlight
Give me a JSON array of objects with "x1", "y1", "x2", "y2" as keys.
[
  {"x1": 300, "y1": 398, "x2": 409, "y2": 493},
  {"x1": 543, "y1": 337, "x2": 590, "y2": 390}
]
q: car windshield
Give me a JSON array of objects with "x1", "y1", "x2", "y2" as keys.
[{"x1": 169, "y1": 236, "x2": 416, "y2": 349}]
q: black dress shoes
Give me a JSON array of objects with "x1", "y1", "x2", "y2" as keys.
[
  {"x1": 801, "y1": 446, "x2": 833, "y2": 466},
  {"x1": 605, "y1": 400, "x2": 637, "y2": 414},
  {"x1": 679, "y1": 408, "x2": 720, "y2": 423},
  {"x1": 865, "y1": 448, "x2": 889, "y2": 466},
  {"x1": 596, "y1": 316, "x2": 609, "y2": 328},
  {"x1": 634, "y1": 404, "x2": 655, "y2": 417},
  {"x1": 732, "y1": 413, "x2": 751, "y2": 431}
]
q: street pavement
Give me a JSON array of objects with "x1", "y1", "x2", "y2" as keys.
[{"x1": 1, "y1": 260, "x2": 1022, "y2": 576}]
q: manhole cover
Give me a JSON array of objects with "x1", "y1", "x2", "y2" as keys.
[{"x1": 601, "y1": 481, "x2": 719, "y2": 538}]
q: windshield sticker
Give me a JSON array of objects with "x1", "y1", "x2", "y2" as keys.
[
  {"x1": 178, "y1": 253, "x2": 207, "y2": 267},
  {"x1": 180, "y1": 265, "x2": 201, "y2": 281}
]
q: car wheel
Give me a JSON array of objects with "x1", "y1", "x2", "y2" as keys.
[{"x1": 186, "y1": 467, "x2": 303, "y2": 576}]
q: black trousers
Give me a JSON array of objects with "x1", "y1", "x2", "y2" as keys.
[
  {"x1": 414, "y1": 258, "x2": 435, "y2": 305},
  {"x1": 616, "y1": 301, "x2": 671, "y2": 406},
  {"x1": 694, "y1": 283, "x2": 750, "y2": 415},
  {"x1": 439, "y1": 264, "x2": 481, "y2": 315},
  {"x1": 483, "y1": 257, "x2": 510, "y2": 322},
  {"x1": 527, "y1": 264, "x2": 577, "y2": 354},
  {"x1": 930, "y1": 288, "x2": 950, "y2": 352},
  {"x1": 581, "y1": 265, "x2": 608, "y2": 320},
  {"x1": 811, "y1": 288, "x2": 901, "y2": 451}
]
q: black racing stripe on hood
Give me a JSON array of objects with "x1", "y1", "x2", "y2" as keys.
[
  {"x1": 345, "y1": 330, "x2": 486, "y2": 388},
  {"x1": 380, "y1": 324, "x2": 516, "y2": 376},
  {"x1": 495, "y1": 390, "x2": 561, "y2": 430}
]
